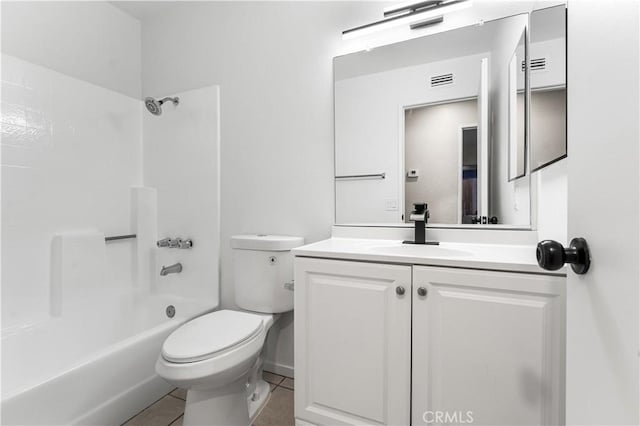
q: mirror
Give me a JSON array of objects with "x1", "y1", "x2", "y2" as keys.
[
  {"x1": 530, "y1": 5, "x2": 566, "y2": 171},
  {"x1": 334, "y1": 13, "x2": 531, "y2": 227}
]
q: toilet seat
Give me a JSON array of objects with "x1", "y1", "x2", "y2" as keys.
[{"x1": 162, "y1": 310, "x2": 264, "y2": 363}]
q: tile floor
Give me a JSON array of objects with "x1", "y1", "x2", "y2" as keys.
[{"x1": 122, "y1": 372, "x2": 294, "y2": 426}]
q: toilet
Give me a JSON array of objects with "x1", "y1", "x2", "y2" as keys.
[{"x1": 155, "y1": 234, "x2": 304, "y2": 426}]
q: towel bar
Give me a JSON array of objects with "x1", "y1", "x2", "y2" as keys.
[
  {"x1": 335, "y1": 173, "x2": 386, "y2": 180},
  {"x1": 105, "y1": 234, "x2": 136, "y2": 242}
]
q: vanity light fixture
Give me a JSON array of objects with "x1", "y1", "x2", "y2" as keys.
[
  {"x1": 342, "y1": 0, "x2": 470, "y2": 40},
  {"x1": 410, "y1": 15, "x2": 445, "y2": 30}
]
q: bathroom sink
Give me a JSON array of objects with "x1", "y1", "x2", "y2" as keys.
[{"x1": 367, "y1": 244, "x2": 472, "y2": 258}]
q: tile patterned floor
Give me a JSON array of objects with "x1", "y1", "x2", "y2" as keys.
[{"x1": 122, "y1": 372, "x2": 294, "y2": 426}]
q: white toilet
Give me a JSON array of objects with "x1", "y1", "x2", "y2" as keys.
[{"x1": 156, "y1": 234, "x2": 304, "y2": 426}]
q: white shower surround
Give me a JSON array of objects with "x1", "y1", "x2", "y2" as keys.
[{"x1": 1, "y1": 47, "x2": 221, "y2": 425}]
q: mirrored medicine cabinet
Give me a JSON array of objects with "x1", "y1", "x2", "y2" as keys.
[{"x1": 333, "y1": 4, "x2": 566, "y2": 229}]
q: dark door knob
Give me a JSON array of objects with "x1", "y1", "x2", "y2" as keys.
[{"x1": 536, "y1": 238, "x2": 591, "y2": 274}]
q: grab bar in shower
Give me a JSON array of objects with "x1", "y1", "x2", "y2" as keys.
[
  {"x1": 335, "y1": 172, "x2": 386, "y2": 180},
  {"x1": 105, "y1": 234, "x2": 137, "y2": 242}
]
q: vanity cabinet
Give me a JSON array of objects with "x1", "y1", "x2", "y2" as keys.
[
  {"x1": 411, "y1": 266, "x2": 565, "y2": 426},
  {"x1": 294, "y1": 257, "x2": 412, "y2": 426},
  {"x1": 295, "y1": 258, "x2": 565, "y2": 426}
]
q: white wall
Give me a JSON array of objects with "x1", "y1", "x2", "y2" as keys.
[
  {"x1": 143, "y1": 86, "x2": 220, "y2": 308},
  {"x1": 139, "y1": 1, "x2": 384, "y2": 376},
  {"x1": 1, "y1": 1, "x2": 141, "y2": 98},
  {"x1": 1, "y1": 54, "x2": 142, "y2": 329}
]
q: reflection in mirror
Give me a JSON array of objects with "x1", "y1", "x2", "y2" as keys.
[
  {"x1": 529, "y1": 5, "x2": 566, "y2": 171},
  {"x1": 461, "y1": 126, "x2": 478, "y2": 224},
  {"x1": 404, "y1": 99, "x2": 478, "y2": 224},
  {"x1": 334, "y1": 13, "x2": 530, "y2": 227}
]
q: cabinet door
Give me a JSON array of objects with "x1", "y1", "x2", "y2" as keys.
[
  {"x1": 412, "y1": 266, "x2": 565, "y2": 426},
  {"x1": 295, "y1": 258, "x2": 411, "y2": 426}
]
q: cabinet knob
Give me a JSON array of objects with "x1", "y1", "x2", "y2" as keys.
[
  {"x1": 417, "y1": 287, "x2": 428, "y2": 297},
  {"x1": 395, "y1": 286, "x2": 406, "y2": 295}
]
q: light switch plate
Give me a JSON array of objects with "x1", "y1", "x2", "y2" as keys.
[{"x1": 385, "y1": 199, "x2": 398, "y2": 211}]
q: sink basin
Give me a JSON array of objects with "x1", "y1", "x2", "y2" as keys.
[{"x1": 367, "y1": 244, "x2": 472, "y2": 258}]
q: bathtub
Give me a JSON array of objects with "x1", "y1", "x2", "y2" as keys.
[{"x1": 1, "y1": 291, "x2": 213, "y2": 425}]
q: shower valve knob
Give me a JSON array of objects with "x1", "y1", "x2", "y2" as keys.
[{"x1": 168, "y1": 238, "x2": 182, "y2": 248}]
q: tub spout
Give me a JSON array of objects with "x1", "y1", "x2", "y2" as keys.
[{"x1": 160, "y1": 263, "x2": 182, "y2": 276}]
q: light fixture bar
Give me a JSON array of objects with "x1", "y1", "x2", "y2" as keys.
[
  {"x1": 383, "y1": 0, "x2": 443, "y2": 17},
  {"x1": 410, "y1": 15, "x2": 444, "y2": 30},
  {"x1": 342, "y1": 0, "x2": 470, "y2": 40}
]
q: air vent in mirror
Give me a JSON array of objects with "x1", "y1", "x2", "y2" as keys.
[
  {"x1": 522, "y1": 57, "x2": 547, "y2": 72},
  {"x1": 430, "y1": 73, "x2": 454, "y2": 87}
]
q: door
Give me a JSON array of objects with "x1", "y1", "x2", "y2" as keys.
[
  {"x1": 294, "y1": 258, "x2": 411, "y2": 426},
  {"x1": 565, "y1": 2, "x2": 640, "y2": 424},
  {"x1": 412, "y1": 266, "x2": 565, "y2": 426}
]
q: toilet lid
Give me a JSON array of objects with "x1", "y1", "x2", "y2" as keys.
[{"x1": 162, "y1": 310, "x2": 264, "y2": 363}]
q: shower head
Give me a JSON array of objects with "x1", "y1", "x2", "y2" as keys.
[{"x1": 145, "y1": 96, "x2": 179, "y2": 116}]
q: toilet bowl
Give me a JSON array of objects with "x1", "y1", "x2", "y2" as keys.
[
  {"x1": 156, "y1": 310, "x2": 275, "y2": 425},
  {"x1": 155, "y1": 235, "x2": 303, "y2": 426}
]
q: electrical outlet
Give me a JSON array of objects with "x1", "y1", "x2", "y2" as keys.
[{"x1": 407, "y1": 169, "x2": 419, "y2": 178}]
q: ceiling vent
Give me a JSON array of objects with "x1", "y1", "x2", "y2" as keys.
[
  {"x1": 430, "y1": 73, "x2": 454, "y2": 87},
  {"x1": 522, "y1": 57, "x2": 547, "y2": 72}
]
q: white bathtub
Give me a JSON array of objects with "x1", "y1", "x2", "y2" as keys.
[{"x1": 1, "y1": 291, "x2": 213, "y2": 425}]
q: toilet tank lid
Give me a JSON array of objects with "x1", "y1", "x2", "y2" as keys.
[{"x1": 231, "y1": 234, "x2": 304, "y2": 251}]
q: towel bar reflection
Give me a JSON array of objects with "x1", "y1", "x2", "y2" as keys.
[
  {"x1": 335, "y1": 173, "x2": 386, "y2": 180},
  {"x1": 105, "y1": 234, "x2": 137, "y2": 242}
]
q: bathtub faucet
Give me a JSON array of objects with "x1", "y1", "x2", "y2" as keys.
[{"x1": 160, "y1": 263, "x2": 183, "y2": 276}]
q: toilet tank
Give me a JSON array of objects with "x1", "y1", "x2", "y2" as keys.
[{"x1": 231, "y1": 235, "x2": 304, "y2": 313}]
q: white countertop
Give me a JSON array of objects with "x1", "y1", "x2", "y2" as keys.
[{"x1": 293, "y1": 238, "x2": 565, "y2": 276}]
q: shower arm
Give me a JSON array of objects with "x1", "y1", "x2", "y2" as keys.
[{"x1": 159, "y1": 97, "x2": 179, "y2": 106}]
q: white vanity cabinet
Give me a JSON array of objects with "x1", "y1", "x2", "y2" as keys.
[
  {"x1": 411, "y1": 266, "x2": 565, "y2": 426},
  {"x1": 294, "y1": 257, "x2": 412, "y2": 426},
  {"x1": 295, "y1": 257, "x2": 565, "y2": 426}
]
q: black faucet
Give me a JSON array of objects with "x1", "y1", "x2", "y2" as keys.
[{"x1": 402, "y1": 202, "x2": 439, "y2": 245}]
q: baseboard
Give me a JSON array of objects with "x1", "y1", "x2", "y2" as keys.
[
  {"x1": 72, "y1": 375, "x2": 173, "y2": 425},
  {"x1": 264, "y1": 360, "x2": 294, "y2": 378}
]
